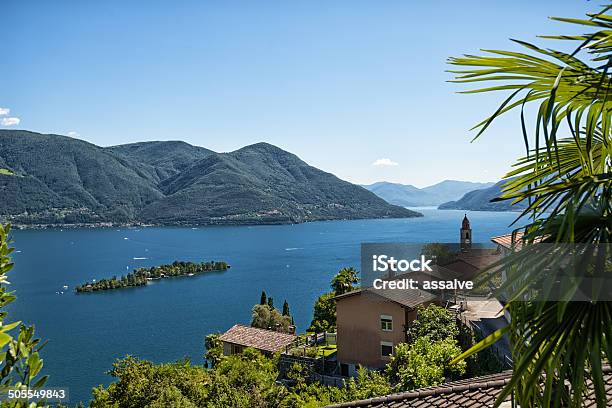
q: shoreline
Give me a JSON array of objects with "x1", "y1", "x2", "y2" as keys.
[{"x1": 4, "y1": 214, "x2": 426, "y2": 231}]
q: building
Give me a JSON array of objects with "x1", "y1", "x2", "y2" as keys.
[
  {"x1": 325, "y1": 367, "x2": 612, "y2": 407},
  {"x1": 442, "y1": 250, "x2": 502, "y2": 280},
  {"x1": 218, "y1": 324, "x2": 296, "y2": 356},
  {"x1": 334, "y1": 215, "x2": 501, "y2": 375},
  {"x1": 491, "y1": 231, "x2": 525, "y2": 254},
  {"x1": 460, "y1": 213, "x2": 472, "y2": 251},
  {"x1": 335, "y1": 285, "x2": 438, "y2": 375}
]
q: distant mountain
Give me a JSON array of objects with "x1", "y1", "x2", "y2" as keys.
[
  {"x1": 362, "y1": 180, "x2": 494, "y2": 207},
  {"x1": 438, "y1": 179, "x2": 527, "y2": 212},
  {"x1": 0, "y1": 130, "x2": 420, "y2": 226}
]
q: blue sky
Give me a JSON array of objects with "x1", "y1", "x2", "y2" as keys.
[{"x1": 2, "y1": 1, "x2": 600, "y2": 187}]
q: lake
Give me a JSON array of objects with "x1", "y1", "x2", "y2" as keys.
[{"x1": 8, "y1": 208, "x2": 519, "y2": 403}]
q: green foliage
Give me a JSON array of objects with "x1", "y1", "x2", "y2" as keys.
[
  {"x1": 282, "y1": 300, "x2": 290, "y2": 317},
  {"x1": 386, "y1": 337, "x2": 466, "y2": 391},
  {"x1": 90, "y1": 349, "x2": 351, "y2": 408},
  {"x1": 260, "y1": 291, "x2": 267, "y2": 305},
  {"x1": 0, "y1": 169, "x2": 14, "y2": 176},
  {"x1": 251, "y1": 304, "x2": 292, "y2": 333},
  {"x1": 309, "y1": 292, "x2": 336, "y2": 333},
  {"x1": 76, "y1": 260, "x2": 229, "y2": 292},
  {"x1": 0, "y1": 224, "x2": 48, "y2": 406},
  {"x1": 206, "y1": 348, "x2": 284, "y2": 407},
  {"x1": 406, "y1": 304, "x2": 459, "y2": 343},
  {"x1": 343, "y1": 367, "x2": 392, "y2": 401},
  {"x1": 204, "y1": 333, "x2": 223, "y2": 368},
  {"x1": 386, "y1": 303, "x2": 500, "y2": 391},
  {"x1": 448, "y1": 4, "x2": 612, "y2": 407},
  {"x1": 309, "y1": 267, "x2": 361, "y2": 332},
  {"x1": 330, "y1": 267, "x2": 359, "y2": 296},
  {"x1": 461, "y1": 328, "x2": 505, "y2": 377},
  {"x1": 279, "y1": 366, "x2": 389, "y2": 408},
  {"x1": 286, "y1": 362, "x2": 309, "y2": 392},
  {"x1": 90, "y1": 357, "x2": 210, "y2": 408},
  {"x1": 267, "y1": 297, "x2": 274, "y2": 309}
]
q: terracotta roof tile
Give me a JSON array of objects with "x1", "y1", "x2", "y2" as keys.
[
  {"x1": 326, "y1": 368, "x2": 612, "y2": 407},
  {"x1": 218, "y1": 324, "x2": 296, "y2": 353}
]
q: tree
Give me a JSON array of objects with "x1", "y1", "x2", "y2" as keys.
[
  {"x1": 282, "y1": 300, "x2": 290, "y2": 317},
  {"x1": 204, "y1": 333, "x2": 223, "y2": 368},
  {"x1": 0, "y1": 224, "x2": 48, "y2": 398},
  {"x1": 206, "y1": 348, "x2": 284, "y2": 407},
  {"x1": 308, "y1": 267, "x2": 361, "y2": 333},
  {"x1": 285, "y1": 362, "x2": 308, "y2": 392},
  {"x1": 386, "y1": 337, "x2": 466, "y2": 391},
  {"x1": 343, "y1": 366, "x2": 392, "y2": 401},
  {"x1": 90, "y1": 356, "x2": 224, "y2": 408},
  {"x1": 330, "y1": 267, "x2": 359, "y2": 296},
  {"x1": 308, "y1": 292, "x2": 336, "y2": 333},
  {"x1": 448, "y1": 5, "x2": 612, "y2": 406},
  {"x1": 251, "y1": 304, "x2": 292, "y2": 333},
  {"x1": 252, "y1": 304, "x2": 272, "y2": 330},
  {"x1": 260, "y1": 291, "x2": 267, "y2": 305},
  {"x1": 267, "y1": 297, "x2": 274, "y2": 309},
  {"x1": 406, "y1": 304, "x2": 459, "y2": 344}
]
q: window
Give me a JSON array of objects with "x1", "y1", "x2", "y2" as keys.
[
  {"x1": 380, "y1": 315, "x2": 393, "y2": 331},
  {"x1": 381, "y1": 341, "x2": 393, "y2": 357}
]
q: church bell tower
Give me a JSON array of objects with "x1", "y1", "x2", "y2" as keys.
[{"x1": 460, "y1": 214, "x2": 472, "y2": 251}]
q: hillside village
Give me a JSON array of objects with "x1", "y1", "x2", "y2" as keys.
[{"x1": 213, "y1": 215, "x2": 532, "y2": 405}]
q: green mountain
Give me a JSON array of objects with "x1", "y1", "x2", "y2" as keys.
[
  {"x1": 0, "y1": 130, "x2": 420, "y2": 225},
  {"x1": 362, "y1": 180, "x2": 494, "y2": 207},
  {"x1": 107, "y1": 141, "x2": 214, "y2": 182},
  {"x1": 438, "y1": 180, "x2": 527, "y2": 212}
]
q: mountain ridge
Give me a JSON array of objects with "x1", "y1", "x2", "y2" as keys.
[
  {"x1": 0, "y1": 130, "x2": 421, "y2": 226},
  {"x1": 362, "y1": 180, "x2": 495, "y2": 207},
  {"x1": 438, "y1": 179, "x2": 527, "y2": 212}
]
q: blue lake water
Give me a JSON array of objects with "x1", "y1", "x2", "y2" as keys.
[{"x1": 8, "y1": 208, "x2": 519, "y2": 403}]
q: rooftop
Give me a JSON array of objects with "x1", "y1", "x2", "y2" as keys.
[
  {"x1": 335, "y1": 285, "x2": 437, "y2": 310},
  {"x1": 218, "y1": 324, "x2": 296, "y2": 353},
  {"x1": 326, "y1": 367, "x2": 612, "y2": 407},
  {"x1": 455, "y1": 249, "x2": 502, "y2": 270},
  {"x1": 491, "y1": 232, "x2": 525, "y2": 251}
]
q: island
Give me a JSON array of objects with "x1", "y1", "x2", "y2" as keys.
[{"x1": 75, "y1": 260, "x2": 229, "y2": 293}]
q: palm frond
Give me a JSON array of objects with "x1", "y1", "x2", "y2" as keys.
[{"x1": 448, "y1": 4, "x2": 612, "y2": 407}]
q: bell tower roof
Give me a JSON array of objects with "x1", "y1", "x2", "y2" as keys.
[{"x1": 462, "y1": 214, "x2": 471, "y2": 229}]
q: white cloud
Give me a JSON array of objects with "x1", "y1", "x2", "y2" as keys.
[
  {"x1": 0, "y1": 108, "x2": 9, "y2": 116},
  {"x1": 67, "y1": 131, "x2": 80, "y2": 137},
  {"x1": 0, "y1": 117, "x2": 20, "y2": 126},
  {"x1": 372, "y1": 158, "x2": 399, "y2": 167}
]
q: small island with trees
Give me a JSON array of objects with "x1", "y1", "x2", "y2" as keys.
[{"x1": 75, "y1": 260, "x2": 229, "y2": 293}]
